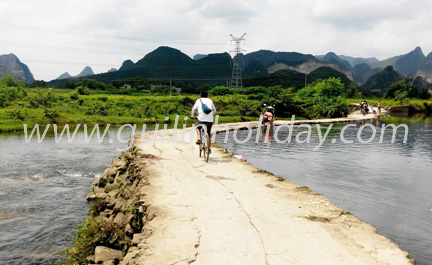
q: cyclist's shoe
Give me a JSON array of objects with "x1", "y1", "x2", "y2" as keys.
[
  {"x1": 208, "y1": 149, "x2": 212, "y2": 154},
  {"x1": 196, "y1": 139, "x2": 201, "y2": 145}
]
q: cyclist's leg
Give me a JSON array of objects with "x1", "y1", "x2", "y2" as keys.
[
  {"x1": 204, "y1": 122, "x2": 213, "y2": 152},
  {"x1": 196, "y1": 120, "x2": 209, "y2": 145},
  {"x1": 196, "y1": 120, "x2": 202, "y2": 144}
]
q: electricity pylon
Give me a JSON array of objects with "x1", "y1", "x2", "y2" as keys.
[{"x1": 230, "y1": 33, "x2": 246, "y2": 88}]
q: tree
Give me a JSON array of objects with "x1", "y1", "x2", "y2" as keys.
[
  {"x1": 317, "y1": 77, "x2": 345, "y2": 97},
  {"x1": 296, "y1": 77, "x2": 347, "y2": 118},
  {"x1": 345, "y1": 83, "x2": 359, "y2": 98},
  {"x1": 30, "y1": 80, "x2": 48, "y2": 88},
  {"x1": 386, "y1": 79, "x2": 417, "y2": 99},
  {"x1": 419, "y1": 88, "x2": 431, "y2": 99},
  {"x1": 298, "y1": 77, "x2": 344, "y2": 99}
]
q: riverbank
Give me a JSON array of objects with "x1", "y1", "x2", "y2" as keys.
[{"x1": 70, "y1": 111, "x2": 417, "y2": 265}]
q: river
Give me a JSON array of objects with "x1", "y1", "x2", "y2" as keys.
[
  {"x1": 0, "y1": 128, "x2": 133, "y2": 264},
  {"x1": 216, "y1": 115, "x2": 432, "y2": 265},
  {"x1": 1, "y1": 118, "x2": 431, "y2": 264}
]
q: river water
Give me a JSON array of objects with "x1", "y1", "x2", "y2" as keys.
[
  {"x1": 216, "y1": 115, "x2": 432, "y2": 265},
  {"x1": 0, "y1": 128, "x2": 133, "y2": 264},
  {"x1": 1, "y1": 119, "x2": 431, "y2": 264}
]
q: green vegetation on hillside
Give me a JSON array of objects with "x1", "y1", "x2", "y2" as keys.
[
  {"x1": 242, "y1": 50, "x2": 315, "y2": 69},
  {"x1": 361, "y1": 66, "x2": 405, "y2": 92},
  {"x1": 385, "y1": 79, "x2": 431, "y2": 100},
  {"x1": 243, "y1": 67, "x2": 355, "y2": 90}
]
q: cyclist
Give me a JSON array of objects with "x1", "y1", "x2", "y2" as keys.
[{"x1": 191, "y1": 90, "x2": 216, "y2": 150}]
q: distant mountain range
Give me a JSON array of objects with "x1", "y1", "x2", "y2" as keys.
[
  {"x1": 57, "y1": 72, "x2": 72, "y2": 80},
  {"x1": 362, "y1": 66, "x2": 406, "y2": 91},
  {"x1": 352, "y1": 64, "x2": 381, "y2": 84},
  {"x1": 394, "y1": 47, "x2": 431, "y2": 77},
  {"x1": 80, "y1": 46, "x2": 233, "y2": 86},
  {"x1": 2, "y1": 46, "x2": 432, "y2": 93},
  {"x1": 243, "y1": 67, "x2": 354, "y2": 90},
  {"x1": 193, "y1": 54, "x2": 208, "y2": 60},
  {"x1": 0, "y1": 54, "x2": 34, "y2": 83},
  {"x1": 337, "y1": 55, "x2": 379, "y2": 67},
  {"x1": 56, "y1": 66, "x2": 95, "y2": 80}
]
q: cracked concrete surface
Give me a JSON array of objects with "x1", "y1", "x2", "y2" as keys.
[{"x1": 127, "y1": 120, "x2": 413, "y2": 265}]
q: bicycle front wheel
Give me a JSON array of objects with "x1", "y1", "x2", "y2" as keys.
[{"x1": 204, "y1": 135, "x2": 210, "y2": 162}]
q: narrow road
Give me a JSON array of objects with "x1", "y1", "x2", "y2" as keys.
[{"x1": 129, "y1": 118, "x2": 412, "y2": 265}]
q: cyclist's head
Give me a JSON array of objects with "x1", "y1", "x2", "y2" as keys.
[{"x1": 200, "y1": 90, "x2": 208, "y2": 98}]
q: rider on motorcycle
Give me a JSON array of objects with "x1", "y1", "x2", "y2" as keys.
[{"x1": 261, "y1": 104, "x2": 275, "y2": 125}]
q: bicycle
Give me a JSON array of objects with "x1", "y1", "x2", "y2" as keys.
[{"x1": 192, "y1": 118, "x2": 211, "y2": 162}]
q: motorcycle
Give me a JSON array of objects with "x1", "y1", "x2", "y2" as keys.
[{"x1": 261, "y1": 104, "x2": 276, "y2": 125}]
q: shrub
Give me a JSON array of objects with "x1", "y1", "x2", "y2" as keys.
[
  {"x1": 311, "y1": 96, "x2": 347, "y2": 118},
  {"x1": 210, "y1": 86, "x2": 233, "y2": 96},
  {"x1": 0, "y1": 74, "x2": 25, "y2": 88},
  {"x1": 0, "y1": 87, "x2": 19, "y2": 107},
  {"x1": 6, "y1": 109, "x2": 24, "y2": 120},
  {"x1": 77, "y1": 86, "x2": 90, "y2": 95},
  {"x1": 29, "y1": 90, "x2": 56, "y2": 108},
  {"x1": 43, "y1": 108, "x2": 59, "y2": 122},
  {"x1": 247, "y1": 93, "x2": 264, "y2": 100},
  {"x1": 179, "y1": 96, "x2": 195, "y2": 106},
  {"x1": 70, "y1": 92, "x2": 79, "y2": 101},
  {"x1": 62, "y1": 217, "x2": 131, "y2": 265},
  {"x1": 236, "y1": 86, "x2": 268, "y2": 95},
  {"x1": 98, "y1": 96, "x2": 108, "y2": 102},
  {"x1": 419, "y1": 88, "x2": 431, "y2": 99}
]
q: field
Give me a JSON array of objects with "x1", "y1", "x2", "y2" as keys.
[
  {"x1": 1, "y1": 76, "x2": 431, "y2": 132},
  {"x1": 0, "y1": 88, "x2": 268, "y2": 132}
]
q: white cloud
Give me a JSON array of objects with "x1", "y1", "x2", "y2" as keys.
[
  {"x1": 1, "y1": 0, "x2": 432, "y2": 80},
  {"x1": 310, "y1": 0, "x2": 425, "y2": 29},
  {"x1": 199, "y1": 0, "x2": 257, "y2": 23}
]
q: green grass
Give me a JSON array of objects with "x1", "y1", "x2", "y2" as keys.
[{"x1": 0, "y1": 122, "x2": 28, "y2": 132}]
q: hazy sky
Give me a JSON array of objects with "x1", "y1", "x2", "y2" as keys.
[{"x1": 1, "y1": 0, "x2": 432, "y2": 81}]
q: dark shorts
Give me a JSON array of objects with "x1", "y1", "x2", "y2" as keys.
[{"x1": 196, "y1": 120, "x2": 213, "y2": 136}]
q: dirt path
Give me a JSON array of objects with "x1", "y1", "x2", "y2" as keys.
[{"x1": 128, "y1": 115, "x2": 412, "y2": 265}]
